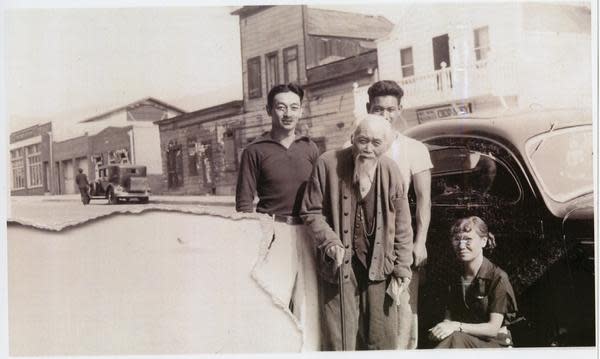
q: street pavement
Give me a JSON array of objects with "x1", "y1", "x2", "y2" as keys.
[{"x1": 11, "y1": 193, "x2": 236, "y2": 205}]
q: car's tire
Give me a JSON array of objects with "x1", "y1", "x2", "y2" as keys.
[
  {"x1": 139, "y1": 197, "x2": 149, "y2": 204},
  {"x1": 107, "y1": 188, "x2": 118, "y2": 205}
]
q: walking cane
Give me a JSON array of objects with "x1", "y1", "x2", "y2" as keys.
[{"x1": 338, "y1": 257, "x2": 347, "y2": 351}]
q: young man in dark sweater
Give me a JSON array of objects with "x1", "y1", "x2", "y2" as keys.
[
  {"x1": 236, "y1": 83, "x2": 319, "y2": 216},
  {"x1": 235, "y1": 83, "x2": 321, "y2": 350}
]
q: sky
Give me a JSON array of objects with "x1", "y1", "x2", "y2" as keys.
[{"x1": 2, "y1": 1, "x2": 415, "y2": 133}]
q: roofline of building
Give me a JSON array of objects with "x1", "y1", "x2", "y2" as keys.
[
  {"x1": 375, "y1": 3, "x2": 418, "y2": 43},
  {"x1": 10, "y1": 121, "x2": 53, "y2": 136},
  {"x1": 9, "y1": 121, "x2": 53, "y2": 144},
  {"x1": 52, "y1": 125, "x2": 135, "y2": 145},
  {"x1": 79, "y1": 97, "x2": 186, "y2": 123},
  {"x1": 155, "y1": 100, "x2": 244, "y2": 126},
  {"x1": 93, "y1": 125, "x2": 134, "y2": 136},
  {"x1": 306, "y1": 7, "x2": 393, "y2": 40},
  {"x1": 307, "y1": 7, "x2": 394, "y2": 26},
  {"x1": 52, "y1": 132, "x2": 89, "y2": 145},
  {"x1": 305, "y1": 49, "x2": 378, "y2": 88},
  {"x1": 230, "y1": 6, "x2": 274, "y2": 17},
  {"x1": 305, "y1": 33, "x2": 381, "y2": 41}
]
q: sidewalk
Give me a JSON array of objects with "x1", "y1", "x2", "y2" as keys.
[{"x1": 10, "y1": 194, "x2": 236, "y2": 207}]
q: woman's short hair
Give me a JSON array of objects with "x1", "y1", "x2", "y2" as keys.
[{"x1": 450, "y1": 216, "x2": 497, "y2": 250}]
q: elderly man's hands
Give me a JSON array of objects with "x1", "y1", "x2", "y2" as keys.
[
  {"x1": 387, "y1": 276, "x2": 410, "y2": 305},
  {"x1": 326, "y1": 245, "x2": 345, "y2": 268}
]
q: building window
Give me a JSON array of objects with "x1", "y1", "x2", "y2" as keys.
[
  {"x1": 166, "y1": 141, "x2": 183, "y2": 188},
  {"x1": 283, "y1": 46, "x2": 299, "y2": 83},
  {"x1": 91, "y1": 155, "x2": 103, "y2": 178},
  {"x1": 319, "y1": 38, "x2": 332, "y2": 58},
  {"x1": 474, "y1": 26, "x2": 490, "y2": 61},
  {"x1": 223, "y1": 130, "x2": 238, "y2": 172},
  {"x1": 400, "y1": 47, "x2": 414, "y2": 78},
  {"x1": 11, "y1": 148, "x2": 26, "y2": 190},
  {"x1": 247, "y1": 56, "x2": 262, "y2": 99},
  {"x1": 108, "y1": 149, "x2": 129, "y2": 164},
  {"x1": 26, "y1": 144, "x2": 43, "y2": 188},
  {"x1": 265, "y1": 51, "x2": 279, "y2": 91}
]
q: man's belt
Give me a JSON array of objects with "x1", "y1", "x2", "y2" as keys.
[{"x1": 273, "y1": 214, "x2": 303, "y2": 225}]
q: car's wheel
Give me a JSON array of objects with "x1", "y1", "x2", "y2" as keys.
[
  {"x1": 107, "y1": 188, "x2": 118, "y2": 205},
  {"x1": 139, "y1": 197, "x2": 149, "y2": 204}
]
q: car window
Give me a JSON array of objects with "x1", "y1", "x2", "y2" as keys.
[
  {"x1": 526, "y1": 126, "x2": 593, "y2": 203},
  {"x1": 428, "y1": 146, "x2": 520, "y2": 206},
  {"x1": 109, "y1": 168, "x2": 119, "y2": 181}
]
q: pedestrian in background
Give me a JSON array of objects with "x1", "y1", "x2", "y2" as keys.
[{"x1": 75, "y1": 168, "x2": 90, "y2": 205}]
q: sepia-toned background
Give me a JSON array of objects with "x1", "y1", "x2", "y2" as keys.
[{"x1": 2, "y1": 0, "x2": 597, "y2": 358}]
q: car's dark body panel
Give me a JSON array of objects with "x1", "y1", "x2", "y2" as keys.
[{"x1": 403, "y1": 109, "x2": 594, "y2": 347}]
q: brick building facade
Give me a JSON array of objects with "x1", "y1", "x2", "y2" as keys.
[
  {"x1": 156, "y1": 101, "x2": 244, "y2": 195},
  {"x1": 10, "y1": 98, "x2": 184, "y2": 195},
  {"x1": 9, "y1": 122, "x2": 53, "y2": 196}
]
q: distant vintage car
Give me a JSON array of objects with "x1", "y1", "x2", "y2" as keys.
[
  {"x1": 404, "y1": 109, "x2": 594, "y2": 347},
  {"x1": 90, "y1": 164, "x2": 151, "y2": 204}
]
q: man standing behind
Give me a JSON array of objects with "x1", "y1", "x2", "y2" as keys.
[
  {"x1": 75, "y1": 168, "x2": 90, "y2": 205},
  {"x1": 235, "y1": 83, "x2": 320, "y2": 350},
  {"x1": 301, "y1": 115, "x2": 413, "y2": 350},
  {"x1": 366, "y1": 80, "x2": 433, "y2": 349}
]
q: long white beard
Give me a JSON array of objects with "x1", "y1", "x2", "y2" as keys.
[{"x1": 353, "y1": 156, "x2": 378, "y2": 188}]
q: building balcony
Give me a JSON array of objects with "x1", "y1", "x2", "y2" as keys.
[
  {"x1": 401, "y1": 59, "x2": 521, "y2": 108},
  {"x1": 354, "y1": 59, "x2": 520, "y2": 115}
]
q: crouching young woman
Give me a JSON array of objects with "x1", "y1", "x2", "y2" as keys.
[{"x1": 429, "y1": 216, "x2": 517, "y2": 348}]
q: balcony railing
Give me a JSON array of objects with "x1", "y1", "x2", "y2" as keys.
[
  {"x1": 398, "y1": 60, "x2": 518, "y2": 108},
  {"x1": 354, "y1": 59, "x2": 519, "y2": 114}
]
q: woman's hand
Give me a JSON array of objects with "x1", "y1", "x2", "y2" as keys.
[
  {"x1": 429, "y1": 313, "x2": 504, "y2": 342},
  {"x1": 428, "y1": 320, "x2": 460, "y2": 342}
]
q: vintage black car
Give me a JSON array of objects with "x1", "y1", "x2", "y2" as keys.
[
  {"x1": 90, "y1": 164, "x2": 151, "y2": 204},
  {"x1": 404, "y1": 109, "x2": 594, "y2": 347}
]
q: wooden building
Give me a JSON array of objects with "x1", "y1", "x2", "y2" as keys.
[{"x1": 157, "y1": 5, "x2": 393, "y2": 195}]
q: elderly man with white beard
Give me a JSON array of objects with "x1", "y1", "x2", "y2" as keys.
[{"x1": 301, "y1": 115, "x2": 414, "y2": 351}]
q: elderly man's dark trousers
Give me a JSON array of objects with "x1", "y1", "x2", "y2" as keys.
[{"x1": 320, "y1": 259, "x2": 398, "y2": 351}]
